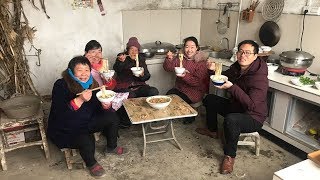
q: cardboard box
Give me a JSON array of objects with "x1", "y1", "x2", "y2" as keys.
[{"x1": 6, "y1": 132, "x2": 25, "y2": 146}]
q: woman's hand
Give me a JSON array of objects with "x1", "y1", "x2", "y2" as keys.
[
  {"x1": 79, "y1": 90, "x2": 92, "y2": 102},
  {"x1": 117, "y1": 53, "x2": 126, "y2": 62},
  {"x1": 207, "y1": 60, "x2": 216, "y2": 71},
  {"x1": 166, "y1": 51, "x2": 174, "y2": 61},
  {"x1": 138, "y1": 68, "x2": 144, "y2": 77},
  {"x1": 215, "y1": 80, "x2": 233, "y2": 89},
  {"x1": 85, "y1": 54, "x2": 101, "y2": 64},
  {"x1": 101, "y1": 102, "x2": 112, "y2": 109}
]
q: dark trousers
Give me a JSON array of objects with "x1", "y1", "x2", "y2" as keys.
[
  {"x1": 166, "y1": 88, "x2": 192, "y2": 104},
  {"x1": 70, "y1": 110, "x2": 120, "y2": 167},
  {"x1": 166, "y1": 88, "x2": 194, "y2": 122},
  {"x1": 203, "y1": 94, "x2": 263, "y2": 158},
  {"x1": 117, "y1": 85, "x2": 159, "y2": 98}
]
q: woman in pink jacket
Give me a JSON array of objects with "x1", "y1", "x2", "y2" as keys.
[
  {"x1": 84, "y1": 40, "x2": 116, "y2": 90},
  {"x1": 163, "y1": 36, "x2": 209, "y2": 124}
]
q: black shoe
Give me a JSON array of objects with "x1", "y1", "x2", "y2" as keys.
[{"x1": 183, "y1": 117, "x2": 195, "y2": 124}]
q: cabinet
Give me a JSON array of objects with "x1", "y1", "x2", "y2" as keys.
[
  {"x1": 146, "y1": 56, "x2": 175, "y2": 95},
  {"x1": 264, "y1": 88, "x2": 320, "y2": 153}
]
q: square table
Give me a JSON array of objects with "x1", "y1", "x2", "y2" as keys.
[{"x1": 123, "y1": 94, "x2": 198, "y2": 156}]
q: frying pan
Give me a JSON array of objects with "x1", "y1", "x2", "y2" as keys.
[{"x1": 259, "y1": 21, "x2": 281, "y2": 47}]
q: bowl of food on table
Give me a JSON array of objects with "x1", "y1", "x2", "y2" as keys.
[
  {"x1": 96, "y1": 89, "x2": 116, "y2": 103},
  {"x1": 210, "y1": 75, "x2": 228, "y2": 86},
  {"x1": 146, "y1": 95, "x2": 172, "y2": 109}
]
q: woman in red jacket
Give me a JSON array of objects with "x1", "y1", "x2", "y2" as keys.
[{"x1": 163, "y1": 36, "x2": 209, "y2": 124}]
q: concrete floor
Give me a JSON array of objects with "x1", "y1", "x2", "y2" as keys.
[{"x1": 0, "y1": 107, "x2": 304, "y2": 180}]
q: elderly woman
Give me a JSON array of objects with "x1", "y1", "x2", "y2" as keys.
[
  {"x1": 47, "y1": 56, "x2": 125, "y2": 178},
  {"x1": 113, "y1": 37, "x2": 159, "y2": 97},
  {"x1": 84, "y1": 40, "x2": 116, "y2": 90},
  {"x1": 163, "y1": 36, "x2": 209, "y2": 124}
]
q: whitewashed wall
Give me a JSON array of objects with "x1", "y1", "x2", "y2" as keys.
[{"x1": 22, "y1": 0, "x2": 320, "y2": 95}]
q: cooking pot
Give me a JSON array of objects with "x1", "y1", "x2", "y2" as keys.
[
  {"x1": 279, "y1": 49, "x2": 314, "y2": 69},
  {"x1": 141, "y1": 41, "x2": 176, "y2": 58}
]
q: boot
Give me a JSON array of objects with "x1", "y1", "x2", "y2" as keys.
[{"x1": 221, "y1": 155, "x2": 235, "y2": 174}]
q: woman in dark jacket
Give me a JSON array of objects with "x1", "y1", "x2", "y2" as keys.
[
  {"x1": 113, "y1": 37, "x2": 159, "y2": 97},
  {"x1": 47, "y1": 56, "x2": 124, "y2": 178}
]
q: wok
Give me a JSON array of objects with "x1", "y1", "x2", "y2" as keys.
[{"x1": 259, "y1": 21, "x2": 281, "y2": 47}]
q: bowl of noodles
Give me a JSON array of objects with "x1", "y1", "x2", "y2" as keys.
[
  {"x1": 210, "y1": 75, "x2": 228, "y2": 86},
  {"x1": 146, "y1": 95, "x2": 172, "y2": 109},
  {"x1": 96, "y1": 90, "x2": 116, "y2": 103}
]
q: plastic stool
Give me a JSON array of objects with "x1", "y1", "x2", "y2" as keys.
[{"x1": 237, "y1": 132, "x2": 260, "y2": 156}]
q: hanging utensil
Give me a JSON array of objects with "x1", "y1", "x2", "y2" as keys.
[
  {"x1": 227, "y1": 2, "x2": 232, "y2": 28},
  {"x1": 216, "y1": 5, "x2": 227, "y2": 34},
  {"x1": 216, "y1": 5, "x2": 221, "y2": 24}
]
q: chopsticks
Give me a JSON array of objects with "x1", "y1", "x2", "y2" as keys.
[{"x1": 76, "y1": 85, "x2": 105, "y2": 96}]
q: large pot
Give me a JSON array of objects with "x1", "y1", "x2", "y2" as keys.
[
  {"x1": 279, "y1": 49, "x2": 314, "y2": 69},
  {"x1": 141, "y1": 41, "x2": 176, "y2": 58}
]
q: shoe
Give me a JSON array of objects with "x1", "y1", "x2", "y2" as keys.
[
  {"x1": 220, "y1": 155, "x2": 235, "y2": 174},
  {"x1": 183, "y1": 117, "x2": 195, "y2": 124},
  {"x1": 105, "y1": 146, "x2": 127, "y2": 155},
  {"x1": 89, "y1": 163, "x2": 106, "y2": 178},
  {"x1": 195, "y1": 128, "x2": 218, "y2": 138}
]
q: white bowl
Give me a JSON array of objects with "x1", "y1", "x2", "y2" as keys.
[
  {"x1": 101, "y1": 70, "x2": 115, "y2": 79},
  {"x1": 261, "y1": 46, "x2": 272, "y2": 53},
  {"x1": 315, "y1": 82, "x2": 320, "y2": 90},
  {"x1": 174, "y1": 67, "x2": 185, "y2": 75},
  {"x1": 267, "y1": 63, "x2": 279, "y2": 72},
  {"x1": 210, "y1": 75, "x2": 228, "y2": 86},
  {"x1": 96, "y1": 90, "x2": 116, "y2": 103},
  {"x1": 146, "y1": 95, "x2": 172, "y2": 110},
  {"x1": 131, "y1": 67, "x2": 143, "y2": 77},
  {"x1": 290, "y1": 78, "x2": 313, "y2": 87}
]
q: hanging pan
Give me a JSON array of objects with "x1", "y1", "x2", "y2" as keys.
[{"x1": 259, "y1": 21, "x2": 281, "y2": 47}]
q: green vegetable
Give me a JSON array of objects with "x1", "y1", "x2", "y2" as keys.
[{"x1": 299, "y1": 76, "x2": 315, "y2": 85}]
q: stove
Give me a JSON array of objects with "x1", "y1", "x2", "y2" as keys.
[{"x1": 280, "y1": 67, "x2": 306, "y2": 76}]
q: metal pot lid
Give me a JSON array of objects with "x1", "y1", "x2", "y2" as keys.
[
  {"x1": 141, "y1": 41, "x2": 176, "y2": 53},
  {"x1": 280, "y1": 49, "x2": 315, "y2": 60}
]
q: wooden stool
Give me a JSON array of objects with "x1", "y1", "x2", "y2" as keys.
[
  {"x1": 61, "y1": 148, "x2": 86, "y2": 170},
  {"x1": 237, "y1": 132, "x2": 260, "y2": 156},
  {"x1": 0, "y1": 109, "x2": 50, "y2": 170},
  {"x1": 61, "y1": 132, "x2": 100, "y2": 170}
]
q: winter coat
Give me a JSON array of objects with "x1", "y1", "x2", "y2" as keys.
[
  {"x1": 47, "y1": 70, "x2": 102, "y2": 148},
  {"x1": 224, "y1": 57, "x2": 269, "y2": 124},
  {"x1": 163, "y1": 51, "x2": 209, "y2": 103}
]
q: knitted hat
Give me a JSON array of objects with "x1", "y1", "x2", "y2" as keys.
[{"x1": 126, "y1": 37, "x2": 141, "y2": 50}]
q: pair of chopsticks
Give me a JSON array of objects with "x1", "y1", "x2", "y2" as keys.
[{"x1": 76, "y1": 85, "x2": 105, "y2": 96}]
